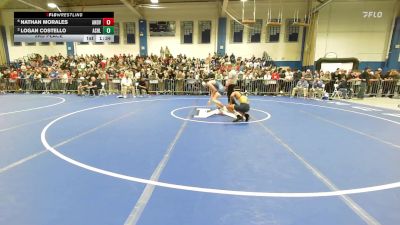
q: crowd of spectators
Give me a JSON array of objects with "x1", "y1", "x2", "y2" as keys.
[{"x1": 0, "y1": 52, "x2": 399, "y2": 98}]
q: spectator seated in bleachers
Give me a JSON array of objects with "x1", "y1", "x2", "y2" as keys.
[
  {"x1": 0, "y1": 70, "x2": 5, "y2": 94},
  {"x1": 1, "y1": 52, "x2": 399, "y2": 99},
  {"x1": 119, "y1": 73, "x2": 136, "y2": 98},
  {"x1": 88, "y1": 76, "x2": 101, "y2": 96},
  {"x1": 137, "y1": 77, "x2": 149, "y2": 96},
  {"x1": 303, "y1": 69, "x2": 313, "y2": 83},
  {"x1": 309, "y1": 78, "x2": 325, "y2": 99},
  {"x1": 77, "y1": 77, "x2": 89, "y2": 96},
  {"x1": 337, "y1": 77, "x2": 353, "y2": 99},
  {"x1": 291, "y1": 76, "x2": 309, "y2": 98}
]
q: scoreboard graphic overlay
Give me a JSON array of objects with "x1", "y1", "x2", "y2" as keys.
[{"x1": 14, "y1": 12, "x2": 114, "y2": 42}]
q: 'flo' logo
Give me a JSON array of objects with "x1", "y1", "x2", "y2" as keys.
[{"x1": 363, "y1": 11, "x2": 383, "y2": 18}]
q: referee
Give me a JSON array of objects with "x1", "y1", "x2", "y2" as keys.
[
  {"x1": 226, "y1": 65, "x2": 238, "y2": 104},
  {"x1": 357, "y1": 67, "x2": 370, "y2": 99}
]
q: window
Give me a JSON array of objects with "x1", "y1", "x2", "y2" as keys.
[
  {"x1": 248, "y1": 19, "x2": 262, "y2": 43},
  {"x1": 181, "y1": 21, "x2": 193, "y2": 44},
  {"x1": 231, "y1": 20, "x2": 243, "y2": 43},
  {"x1": 112, "y1": 22, "x2": 120, "y2": 44},
  {"x1": 199, "y1": 21, "x2": 211, "y2": 44},
  {"x1": 266, "y1": 19, "x2": 281, "y2": 43},
  {"x1": 26, "y1": 42, "x2": 36, "y2": 46},
  {"x1": 286, "y1": 19, "x2": 300, "y2": 42},
  {"x1": 55, "y1": 42, "x2": 64, "y2": 45},
  {"x1": 10, "y1": 27, "x2": 21, "y2": 46},
  {"x1": 40, "y1": 42, "x2": 50, "y2": 46},
  {"x1": 125, "y1": 22, "x2": 135, "y2": 44}
]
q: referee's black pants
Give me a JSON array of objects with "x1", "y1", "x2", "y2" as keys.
[{"x1": 227, "y1": 84, "x2": 235, "y2": 104}]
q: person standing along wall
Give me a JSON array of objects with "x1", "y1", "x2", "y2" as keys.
[
  {"x1": 226, "y1": 66, "x2": 237, "y2": 103},
  {"x1": 357, "y1": 68, "x2": 371, "y2": 99}
]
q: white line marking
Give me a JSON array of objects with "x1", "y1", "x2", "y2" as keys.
[
  {"x1": 328, "y1": 102, "x2": 351, "y2": 106},
  {"x1": 257, "y1": 122, "x2": 381, "y2": 225},
  {"x1": 40, "y1": 98, "x2": 400, "y2": 197},
  {"x1": 0, "y1": 96, "x2": 66, "y2": 116},
  {"x1": 124, "y1": 106, "x2": 192, "y2": 225},
  {"x1": 0, "y1": 150, "x2": 47, "y2": 174},
  {"x1": 171, "y1": 106, "x2": 271, "y2": 124},
  {"x1": 0, "y1": 98, "x2": 94, "y2": 133},
  {"x1": 336, "y1": 102, "x2": 350, "y2": 106},
  {"x1": 352, "y1": 106, "x2": 382, "y2": 112},
  {"x1": 1, "y1": 98, "x2": 182, "y2": 173},
  {"x1": 382, "y1": 113, "x2": 400, "y2": 118},
  {"x1": 301, "y1": 111, "x2": 400, "y2": 150},
  {"x1": 0, "y1": 115, "x2": 59, "y2": 132},
  {"x1": 0, "y1": 110, "x2": 139, "y2": 174},
  {"x1": 253, "y1": 99, "x2": 400, "y2": 126}
]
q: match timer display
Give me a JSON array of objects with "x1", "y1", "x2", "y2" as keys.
[{"x1": 14, "y1": 12, "x2": 115, "y2": 42}]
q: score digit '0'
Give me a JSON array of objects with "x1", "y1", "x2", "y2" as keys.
[{"x1": 102, "y1": 18, "x2": 114, "y2": 26}]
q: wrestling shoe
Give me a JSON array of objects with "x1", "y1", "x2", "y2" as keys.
[
  {"x1": 233, "y1": 115, "x2": 244, "y2": 122},
  {"x1": 244, "y1": 113, "x2": 250, "y2": 122}
]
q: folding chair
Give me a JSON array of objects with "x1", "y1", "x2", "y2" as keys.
[
  {"x1": 42, "y1": 78, "x2": 51, "y2": 94},
  {"x1": 331, "y1": 84, "x2": 342, "y2": 99},
  {"x1": 99, "y1": 82, "x2": 107, "y2": 96}
]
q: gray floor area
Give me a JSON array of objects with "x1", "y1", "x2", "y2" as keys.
[{"x1": 342, "y1": 97, "x2": 400, "y2": 110}]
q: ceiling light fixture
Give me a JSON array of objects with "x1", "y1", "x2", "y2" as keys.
[
  {"x1": 137, "y1": 4, "x2": 165, "y2": 9},
  {"x1": 47, "y1": 2, "x2": 62, "y2": 12},
  {"x1": 150, "y1": 0, "x2": 159, "y2": 4}
]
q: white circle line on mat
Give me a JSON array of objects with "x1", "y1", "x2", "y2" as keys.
[
  {"x1": 170, "y1": 105, "x2": 271, "y2": 124},
  {"x1": 40, "y1": 98, "x2": 400, "y2": 197},
  {"x1": 0, "y1": 96, "x2": 66, "y2": 116}
]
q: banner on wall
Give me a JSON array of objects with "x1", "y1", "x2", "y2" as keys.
[
  {"x1": 315, "y1": 58, "x2": 359, "y2": 72},
  {"x1": 321, "y1": 62, "x2": 354, "y2": 73}
]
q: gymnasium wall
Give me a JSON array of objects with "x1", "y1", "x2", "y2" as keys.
[
  {"x1": 224, "y1": 1, "x2": 308, "y2": 61},
  {"x1": 0, "y1": 1, "x2": 308, "y2": 62},
  {"x1": 315, "y1": 0, "x2": 397, "y2": 68},
  {"x1": 68, "y1": 5, "x2": 141, "y2": 57},
  {"x1": 141, "y1": 3, "x2": 218, "y2": 58},
  {"x1": 1, "y1": 9, "x2": 67, "y2": 60}
]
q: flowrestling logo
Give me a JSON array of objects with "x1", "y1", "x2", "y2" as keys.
[{"x1": 362, "y1": 11, "x2": 383, "y2": 18}]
